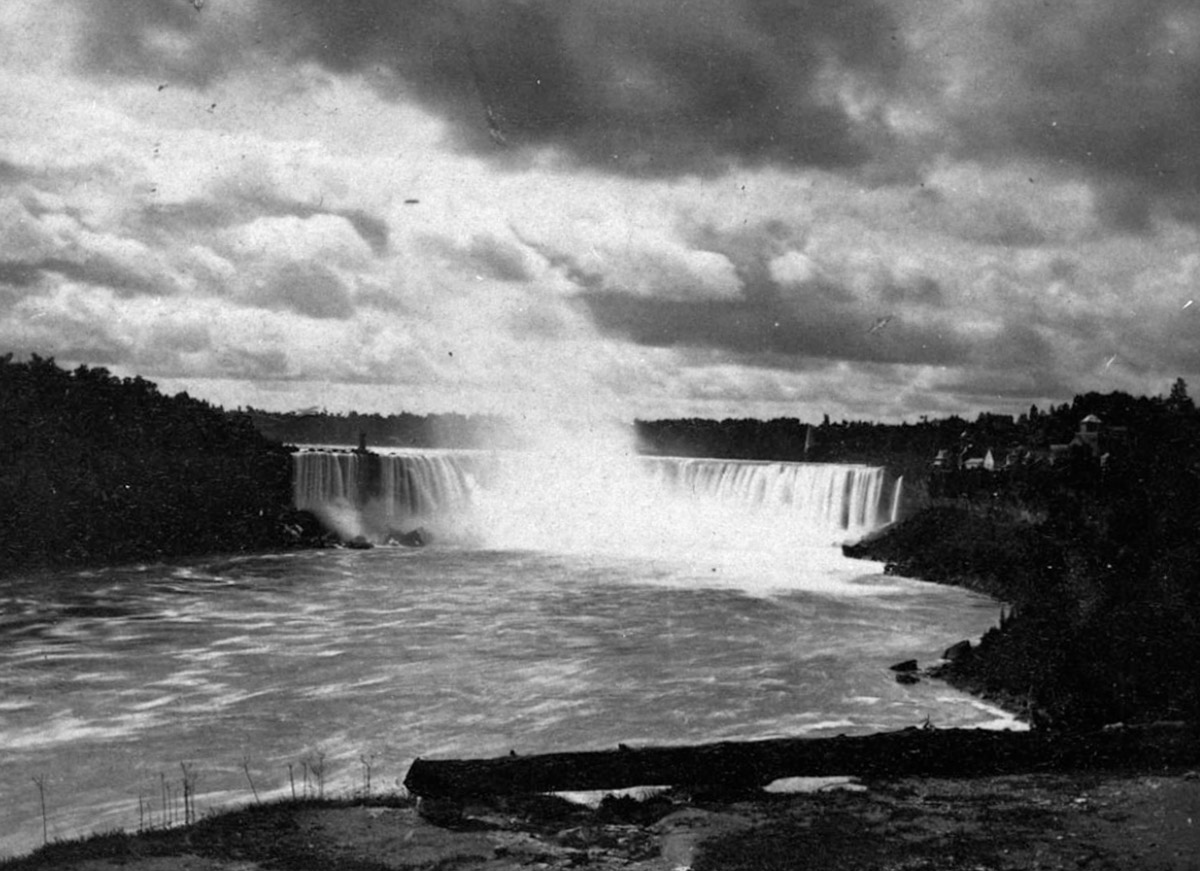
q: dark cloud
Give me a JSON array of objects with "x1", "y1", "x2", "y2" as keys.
[
  {"x1": 0, "y1": 256, "x2": 165, "y2": 297},
  {"x1": 953, "y1": 1, "x2": 1200, "y2": 225},
  {"x1": 977, "y1": 321, "x2": 1057, "y2": 372},
  {"x1": 466, "y1": 234, "x2": 536, "y2": 282},
  {"x1": 1124, "y1": 304, "x2": 1200, "y2": 375},
  {"x1": 78, "y1": 0, "x2": 240, "y2": 85},
  {"x1": 510, "y1": 305, "x2": 568, "y2": 340},
  {"x1": 64, "y1": 1, "x2": 1200, "y2": 221},
  {"x1": 580, "y1": 289, "x2": 967, "y2": 367},
  {"x1": 7, "y1": 308, "x2": 132, "y2": 367},
  {"x1": 966, "y1": 208, "x2": 1048, "y2": 248},
  {"x1": 562, "y1": 218, "x2": 966, "y2": 366},
  {"x1": 355, "y1": 280, "x2": 410, "y2": 314},
  {"x1": 881, "y1": 273, "x2": 943, "y2": 306},
  {"x1": 254, "y1": 261, "x2": 355, "y2": 320},
  {"x1": 0, "y1": 160, "x2": 32, "y2": 185},
  {"x1": 940, "y1": 370, "x2": 1079, "y2": 408},
  {"x1": 143, "y1": 192, "x2": 389, "y2": 255},
  {"x1": 79, "y1": 0, "x2": 903, "y2": 176},
  {"x1": 906, "y1": 185, "x2": 1050, "y2": 248},
  {"x1": 0, "y1": 260, "x2": 43, "y2": 288},
  {"x1": 1048, "y1": 257, "x2": 1077, "y2": 283},
  {"x1": 340, "y1": 210, "x2": 390, "y2": 257},
  {"x1": 150, "y1": 320, "x2": 210, "y2": 355},
  {"x1": 421, "y1": 232, "x2": 535, "y2": 282},
  {"x1": 1092, "y1": 184, "x2": 1156, "y2": 235},
  {"x1": 216, "y1": 347, "x2": 292, "y2": 380},
  {"x1": 136, "y1": 320, "x2": 214, "y2": 375}
]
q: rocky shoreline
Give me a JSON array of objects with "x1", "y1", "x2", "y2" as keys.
[
  {"x1": 842, "y1": 506, "x2": 1043, "y2": 721},
  {"x1": 843, "y1": 502, "x2": 1200, "y2": 732},
  {"x1": 6, "y1": 765, "x2": 1200, "y2": 870}
]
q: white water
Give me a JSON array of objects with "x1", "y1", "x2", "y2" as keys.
[
  {"x1": 292, "y1": 449, "x2": 901, "y2": 554},
  {"x1": 0, "y1": 453, "x2": 1020, "y2": 859}
]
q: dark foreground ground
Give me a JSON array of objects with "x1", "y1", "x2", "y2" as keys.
[{"x1": 5, "y1": 767, "x2": 1198, "y2": 871}]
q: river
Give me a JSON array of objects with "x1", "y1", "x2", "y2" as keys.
[{"x1": 0, "y1": 452, "x2": 1018, "y2": 856}]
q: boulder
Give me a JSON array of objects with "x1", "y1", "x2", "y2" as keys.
[
  {"x1": 942, "y1": 640, "x2": 974, "y2": 662},
  {"x1": 889, "y1": 659, "x2": 919, "y2": 673},
  {"x1": 386, "y1": 527, "x2": 429, "y2": 547},
  {"x1": 277, "y1": 509, "x2": 332, "y2": 547},
  {"x1": 895, "y1": 672, "x2": 921, "y2": 685}
]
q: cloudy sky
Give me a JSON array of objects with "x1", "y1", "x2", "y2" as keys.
[{"x1": 2, "y1": 1, "x2": 1199, "y2": 424}]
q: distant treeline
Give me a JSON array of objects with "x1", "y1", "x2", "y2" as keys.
[
  {"x1": 638, "y1": 381, "x2": 1197, "y2": 497},
  {"x1": 638, "y1": 386, "x2": 1192, "y2": 463},
  {"x1": 0, "y1": 355, "x2": 299, "y2": 574},
  {"x1": 246, "y1": 408, "x2": 520, "y2": 450},
  {"x1": 244, "y1": 384, "x2": 1197, "y2": 497}
]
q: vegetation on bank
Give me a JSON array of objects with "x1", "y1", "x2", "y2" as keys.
[
  {"x1": 6, "y1": 770, "x2": 1200, "y2": 871},
  {"x1": 0, "y1": 355, "x2": 306, "y2": 574},
  {"x1": 0, "y1": 794, "x2": 415, "y2": 871},
  {"x1": 845, "y1": 386, "x2": 1200, "y2": 729}
]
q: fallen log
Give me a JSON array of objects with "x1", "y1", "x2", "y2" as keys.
[{"x1": 404, "y1": 723, "x2": 1200, "y2": 798}]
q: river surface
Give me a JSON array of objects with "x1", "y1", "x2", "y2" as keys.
[{"x1": 0, "y1": 542, "x2": 1015, "y2": 857}]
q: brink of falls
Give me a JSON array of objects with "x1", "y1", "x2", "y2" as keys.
[{"x1": 292, "y1": 449, "x2": 902, "y2": 554}]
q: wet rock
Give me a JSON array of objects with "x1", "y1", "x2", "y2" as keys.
[
  {"x1": 943, "y1": 640, "x2": 974, "y2": 662},
  {"x1": 890, "y1": 659, "x2": 919, "y2": 673},
  {"x1": 386, "y1": 527, "x2": 429, "y2": 547}
]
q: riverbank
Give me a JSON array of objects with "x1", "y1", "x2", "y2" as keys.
[
  {"x1": 4, "y1": 765, "x2": 1199, "y2": 870},
  {"x1": 0, "y1": 357, "x2": 308, "y2": 576},
  {"x1": 844, "y1": 503, "x2": 1200, "y2": 730},
  {"x1": 843, "y1": 505, "x2": 1051, "y2": 720}
]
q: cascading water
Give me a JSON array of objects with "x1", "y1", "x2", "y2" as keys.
[
  {"x1": 291, "y1": 449, "x2": 902, "y2": 553},
  {"x1": 292, "y1": 449, "x2": 478, "y2": 541},
  {"x1": 645, "y1": 458, "x2": 894, "y2": 536}
]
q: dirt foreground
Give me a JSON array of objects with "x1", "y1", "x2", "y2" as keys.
[{"x1": 4, "y1": 768, "x2": 1198, "y2": 871}]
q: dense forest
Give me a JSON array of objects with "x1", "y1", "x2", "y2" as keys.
[{"x1": 0, "y1": 355, "x2": 302, "y2": 573}]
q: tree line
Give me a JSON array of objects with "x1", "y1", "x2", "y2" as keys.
[
  {"x1": 245, "y1": 408, "x2": 519, "y2": 450},
  {"x1": 0, "y1": 355, "x2": 299, "y2": 573}
]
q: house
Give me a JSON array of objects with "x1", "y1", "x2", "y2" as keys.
[
  {"x1": 1072, "y1": 414, "x2": 1102, "y2": 457},
  {"x1": 961, "y1": 449, "x2": 995, "y2": 471}
]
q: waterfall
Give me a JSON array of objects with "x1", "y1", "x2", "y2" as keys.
[
  {"x1": 292, "y1": 449, "x2": 899, "y2": 550},
  {"x1": 643, "y1": 458, "x2": 892, "y2": 538},
  {"x1": 292, "y1": 450, "x2": 477, "y2": 540}
]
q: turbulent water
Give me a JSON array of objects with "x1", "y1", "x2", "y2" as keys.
[{"x1": 0, "y1": 451, "x2": 1016, "y2": 857}]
